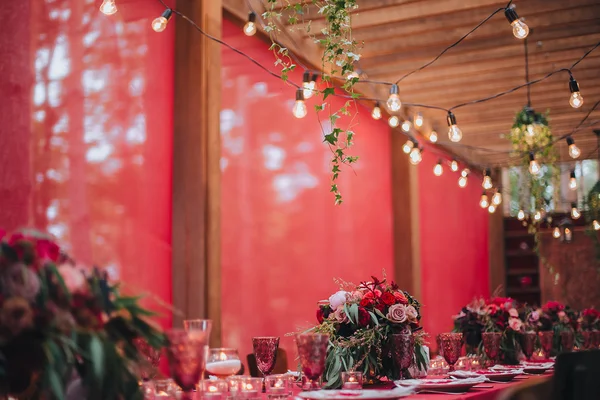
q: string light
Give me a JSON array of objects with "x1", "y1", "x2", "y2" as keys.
[
  {"x1": 517, "y1": 209, "x2": 525, "y2": 220},
  {"x1": 434, "y1": 160, "x2": 443, "y2": 176},
  {"x1": 488, "y1": 204, "x2": 496, "y2": 214},
  {"x1": 388, "y1": 115, "x2": 400, "y2": 128},
  {"x1": 371, "y1": 102, "x2": 382, "y2": 120},
  {"x1": 152, "y1": 9, "x2": 173, "y2": 32},
  {"x1": 100, "y1": 0, "x2": 117, "y2": 15},
  {"x1": 492, "y1": 190, "x2": 502, "y2": 206},
  {"x1": 292, "y1": 89, "x2": 307, "y2": 119},
  {"x1": 458, "y1": 172, "x2": 468, "y2": 188},
  {"x1": 569, "y1": 170, "x2": 577, "y2": 191},
  {"x1": 401, "y1": 120, "x2": 412, "y2": 133},
  {"x1": 553, "y1": 226, "x2": 561, "y2": 239},
  {"x1": 386, "y1": 84, "x2": 401, "y2": 112},
  {"x1": 461, "y1": 168, "x2": 469, "y2": 177},
  {"x1": 446, "y1": 112, "x2": 463, "y2": 143},
  {"x1": 302, "y1": 72, "x2": 317, "y2": 99},
  {"x1": 594, "y1": 220, "x2": 600, "y2": 231},
  {"x1": 482, "y1": 168, "x2": 493, "y2": 190},
  {"x1": 402, "y1": 139, "x2": 415, "y2": 154},
  {"x1": 571, "y1": 203, "x2": 581, "y2": 219},
  {"x1": 480, "y1": 193, "x2": 489, "y2": 208},
  {"x1": 528, "y1": 152, "x2": 541, "y2": 176},
  {"x1": 429, "y1": 131, "x2": 438, "y2": 143},
  {"x1": 244, "y1": 12, "x2": 258, "y2": 36},
  {"x1": 504, "y1": 7, "x2": 529, "y2": 39},
  {"x1": 568, "y1": 76, "x2": 584, "y2": 108},
  {"x1": 450, "y1": 160, "x2": 459, "y2": 172},
  {"x1": 414, "y1": 113, "x2": 424, "y2": 128},
  {"x1": 533, "y1": 210, "x2": 542, "y2": 222},
  {"x1": 346, "y1": 71, "x2": 360, "y2": 80},
  {"x1": 409, "y1": 147, "x2": 423, "y2": 165},
  {"x1": 566, "y1": 136, "x2": 581, "y2": 159}
]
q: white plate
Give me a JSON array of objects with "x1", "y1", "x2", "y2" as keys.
[
  {"x1": 396, "y1": 378, "x2": 485, "y2": 393},
  {"x1": 297, "y1": 388, "x2": 414, "y2": 400},
  {"x1": 520, "y1": 362, "x2": 553, "y2": 374}
]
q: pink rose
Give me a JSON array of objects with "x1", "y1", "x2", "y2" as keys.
[
  {"x1": 333, "y1": 306, "x2": 349, "y2": 324},
  {"x1": 58, "y1": 264, "x2": 87, "y2": 293},
  {"x1": 350, "y1": 291, "x2": 364, "y2": 302},
  {"x1": 387, "y1": 304, "x2": 407, "y2": 324},
  {"x1": 509, "y1": 318, "x2": 523, "y2": 331},
  {"x1": 405, "y1": 305, "x2": 418, "y2": 322},
  {"x1": 509, "y1": 308, "x2": 519, "y2": 318},
  {"x1": 529, "y1": 311, "x2": 539, "y2": 322},
  {"x1": 1, "y1": 263, "x2": 41, "y2": 302},
  {"x1": 329, "y1": 291, "x2": 348, "y2": 310}
]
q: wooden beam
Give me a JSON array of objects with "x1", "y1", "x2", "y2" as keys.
[{"x1": 173, "y1": 0, "x2": 222, "y2": 346}]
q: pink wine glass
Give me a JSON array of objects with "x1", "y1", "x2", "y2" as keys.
[
  {"x1": 166, "y1": 329, "x2": 208, "y2": 400},
  {"x1": 252, "y1": 337, "x2": 280, "y2": 391},
  {"x1": 538, "y1": 331, "x2": 554, "y2": 360},
  {"x1": 439, "y1": 333, "x2": 463, "y2": 371},
  {"x1": 133, "y1": 338, "x2": 162, "y2": 380},
  {"x1": 296, "y1": 333, "x2": 329, "y2": 390},
  {"x1": 482, "y1": 332, "x2": 502, "y2": 366},
  {"x1": 520, "y1": 332, "x2": 537, "y2": 361},
  {"x1": 391, "y1": 333, "x2": 414, "y2": 379}
]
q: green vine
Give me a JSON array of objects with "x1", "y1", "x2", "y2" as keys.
[
  {"x1": 263, "y1": 0, "x2": 361, "y2": 204},
  {"x1": 582, "y1": 181, "x2": 600, "y2": 270}
]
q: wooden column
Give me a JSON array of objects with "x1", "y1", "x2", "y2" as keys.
[
  {"x1": 391, "y1": 130, "x2": 421, "y2": 299},
  {"x1": 488, "y1": 169, "x2": 505, "y2": 295},
  {"x1": 172, "y1": 0, "x2": 222, "y2": 346}
]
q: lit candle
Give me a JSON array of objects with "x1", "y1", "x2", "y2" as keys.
[
  {"x1": 155, "y1": 391, "x2": 170, "y2": 399},
  {"x1": 206, "y1": 360, "x2": 242, "y2": 377}
]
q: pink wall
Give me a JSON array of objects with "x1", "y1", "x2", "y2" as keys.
[
  {"x1": 221, "y1": 19, "x2": 394, "y2": 364},
  {"x1": 417, "y1": 146, "x2": 490, "y2": 344}
]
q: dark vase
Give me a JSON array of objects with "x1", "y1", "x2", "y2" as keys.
[{"x1": 390, "y1": 333, "x2": 414, "y2": 379}]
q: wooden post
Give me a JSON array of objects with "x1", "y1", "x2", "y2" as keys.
[{"x1": 172, "y1": 0, "x2": 222, "y2": 346}]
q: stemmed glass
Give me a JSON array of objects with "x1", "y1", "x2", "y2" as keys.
[
  {"x1": 538, "y1": 331, "x2": 554, "y2": 360},
  {"x1": 133, "y1": 338, "x2": 162, "y2": 380},
  {"x1": 482, "y1": 332, "x2": 502, "y2": 366},
  {"x1": 165, "y1": 329, "x2": 209, "y2": 400},
  {"x1": 560, "y1": 331, "x2": 575, "y2": 352},
  {"x1": 438, "y1": 333, "x2": 463, "y2": 371},
  {"x1": 252, "y1": 337, "x2": 280, "y2": 392},
  {"x1": 520, "y1": 332, "x2": 537, "y2": 361},
  {"x1": 390, "y1": 333, "x2": 414, "y2": 379},
  {"x1": 184, "y1": 319, "x2": 213, "y2": 338},
  {"x1": 296, "y1": 333, "x2": 329, "y2": 391}
]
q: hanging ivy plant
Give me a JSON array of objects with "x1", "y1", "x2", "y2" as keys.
[
  {"x1": 583, "y1": 181, "x2": 600, "y2": 270},
  {"x1": 263, "y1": 0, "x2": 361, "y2": 204}
]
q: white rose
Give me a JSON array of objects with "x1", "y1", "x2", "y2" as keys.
[
  {"x1": 509, "y1": 308, "x2": 519, "y2": 318},
  {"x1": 328, "y1": 291, "x2": 348, "y2": 310}
]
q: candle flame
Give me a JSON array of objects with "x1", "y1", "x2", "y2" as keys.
[
  {"x1": 219, "y1": 352, "x2": 227, "y2": 361},
  {"x1": 209, "y1": 386, "x2": 218, "y2": 392}
]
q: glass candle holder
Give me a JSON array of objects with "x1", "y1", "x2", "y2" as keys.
[
  {"x1": 454, "y1": 357, "x2": 469, "y2": 371},
  {"x1": 341, "y1": 371, "x2": 363, "y2": 390},
  {"x1": 206, "y1": 348, "x2": 242, "y2": 379},
  {"x1": 238, "y1": 378, "x2": 262, "y2": 399},
  {"x1": 153, "y1": 379, "x2": 178, "y2": 399},
  {"x1": 286, "y1": 374, "x2": 299, "y2": 395},
  {"x1": 265, "y1": 374, "x2": 290, "y2": 399},
  {"x1": 199, "y1": 380, "x2": 228, "y2": 400}
]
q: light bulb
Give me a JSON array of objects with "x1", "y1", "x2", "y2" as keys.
[
  {"x1": 461, "y1": 168, "x2": 469, "y2": 177},
  {"x1": 569, "y1": 171, "x2": 577, "y2": 191},
  {"x1": 450, "y1": 160, "x2": 458, "y2": 172},
  {"x1": 492, "y1": 191, "x2": 502, "y2": 206},
  {"x1": 346, "y1": 71, "x2": 359, "y2": 80},
  {"x1": 402, "y1": 140, "x2": 414, "y2": 154},
  {"x1": 387, "y1": 84, "x2": 402, "y2": 112},
  {"x1": 302, "y1": 71, "x2": 316, "y2": 99},
  {"x1": 528, "y1": 152, "x2": 540, "y2": 176},
  {"x1": 100, "y1": 0, "x2": 117, "y2": 15},
  {"x1": 571, "y1": 204, "x2": 580, "y2": 219},
  {"x1": 482, "y1": 175, "x2": 493, "y2": 190},
  {"x1": 447, "y1": 112, "x2": 462, "y2": 142},
  {"x1": 371, "y1": 103, "x2": 382, "y2": 120},
  {"x1": 566, "y1": 136, "x2": 581, "y2": 159},
  {"x1": 458, "y1": 175, "x2": 468, "y2": 188},
  {"x1": 244, "y1": 12, "x2": 257, "y2": 36},
  {"x1": 488, "y1": 204, "x2": 496, "y2": 214},
  {"x1": 388, "y1": 115, "x2": 400, "y2": 128},
  {"x1": 517, "y1": 209, "x2": 525, "y2": 220},
  {"x1": 594, "y1": 220, "x2": 600, "y2": 231},
  {"x1": 292, "y1": 89, "x2": 307, "y2": 119},
  {"x1": 526, "y1": 124, "x2": 536, "y2": 137},
  {"x1": 480, "y1": 194, "x2": 489, "y2": 208},
  {"x1": 414, "y1": 113, "x2": 424, "y2": 127},
  {"x1": 401, "y1": 120, "x2": 412, "y2": 133},
  {"x1": 429, "y1": 131, "x2": 438, "y2": 143},
  {"x1": 553, "y1": 227, "x2": 561, "y2": 239},
  {"x1": 534, "y1": 211, "x2": 541, "y2": 221},
  {"x1": 409, "y1": 147, "x2": 422, "y2": 165},
  {"x1": 569, "y1": 76, "x2": 583, "y2": 108},
  {"x1": 152, "y1": 9, "x2": 173, "y2": 32},
  {"x1": 505, "y1": 8, "x2": 529, "y2": 39},
  {"x1": 433, "y1": 161, "x2": 443, "y2": 176}
]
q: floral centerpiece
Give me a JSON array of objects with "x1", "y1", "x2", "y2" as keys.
[
  {"x1": 580, "y1": 308, "x2": 600, "y2": 331},
  {"x1": 479, "y1": 297, "x2": 524, "y2": 365},
  {"x1": 312, "y1": 275, "x2": 427, "y2": 388},
  {"x1": 540, "y1": 301, "x2": 580, "y2": 354},
  {"x1": 0, "y1": 229, "x2": 164, "y2": 399},
  {"x1": 452, "y1": 298, "x2": 486, "y2": 354}
]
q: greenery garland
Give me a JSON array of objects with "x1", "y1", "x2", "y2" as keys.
[{"x1": 263, "y1": 0, "x2": 361, "y2": 204}]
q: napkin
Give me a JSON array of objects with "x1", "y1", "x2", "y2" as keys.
[{"x1": 448, "y1": 370, "x2": 482, "y2": 379}]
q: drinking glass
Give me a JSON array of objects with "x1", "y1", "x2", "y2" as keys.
[
  {"x1": 438, "y1": 333, "x2": 463, "y2": 371},
  {"x1": 133, "y1": 338, "x2": 162, "y2": 380},
  {"x1": 591, "y1": 330, "x2": 600, "y2": 349},
  {"x1": 560, "y1": 331, "x2": 575, "y2": 352},
  {"x1": 252, "y1": 337, "x2": 280, "y2": 391},
  {"x1": 206, "y1": 348, "x2": 242, "y2": 379},
  {"x1": 296, "y1": 333, "x2": 329, "y2": 391},
  {"x1": 265, "y1": 374, "x2": 290, "y2": 400},
  {"x1": 482, "y1": 332, "x2": 502, "y2": 366},
  {"x1": 538, "y1": 331, "x2": 554, "y2": 360},
  {"x1": 390, "y1": 333, "x2": 414, "y2": 379},
  {"x1": 184, "y1": 319, "x2": 213, "y2": 338},
  {"x1": 520, "y1": 332, "x2": 537, "y2": 361},
  {"x1": 581, "y1": 331, "x2": 593, "y2": 350},
  {"x1": 341, "y1": 371, "x2": 363, "y2": 390},
  {"x1": 166, "y1": 329, "x2": 208, "y2": 400}
]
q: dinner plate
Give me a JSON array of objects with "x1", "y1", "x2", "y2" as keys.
[
  {"x1": 297, "y1": 387, "x2": 414, "y2": 400},
  {"x1": 480, "y1": 368, "x2": 524, "y2": 381},
  {"x1": 395, "y1": 378, "x2": 485, "y2": 393},
  {"x1": 520, "y1": 361, "x2": 554, "y2": 374}
]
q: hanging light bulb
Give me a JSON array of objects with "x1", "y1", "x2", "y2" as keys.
[
  {"x1": 388, "y1": 115, "x2": 400, "y2": 128},
  {"x1": 152, "y1": 9, "x2": 173, "y2": 32},
  {"x1": 571, "y1": 203, "x2": 581, "y2": 219},
  {"x1": 371, "y1": 102, "x2": 382, "y2": 120},
  {"x1": 480, "y1": 193, "x2": 489, "y2": 208},
  {"x1": 482, "y1": 168, "x2": 493, "y2": 190},
  {"x1": 292, "y1": 89, "x2": 307, "y2": 119},
  {"x1": 528, "y1": 152, "x2": 541, "y2": 176},
  {"x1": 533, "y1": 210, "x2": 542, "y2": 222},
  {"x1": 569, "y1": 170, "x2": 577, "y2": 191},
  {"x1": 488, "y1": 204, "x2": 496, "y2": 214},
  {"x1": 458, "y1": 174, "x2": 468, "y2": 188},
  {"x1": 566, "y1": 136, "x2": 581, "y2": 159},
  {"x1": 504, "y1": 7, "x2": 529, "y2": 39},
  {"x1": 433, "y1": 160, "x2": 443, "y2": 176},
  {"x1": 569, "y1": 76, "x2": 584, "y2": 108},
  {"x1": 386, "y1": 84, "x2": 402, "y2": 112},
  {"x1": 346, "y1": 71, "x2": 360, "y2": 80},
  {"x1": 414, "y1": 113, "x2": 424, "y2": 128},
  {"x1": 492, "y1": 190, "x2": 502, "y2": 206},
  {"x1": 461, "y1": 168, "x2": 469, "y2": 177},
  {"x1": 446, "y1": 112, "x2": 463, "y2": 142},
  {"x1": 302, "y1": 72, "x2": 316, "y2": 99},
  {"x1": 429, "y1": 130, "x2": 438, "y2": 143},
  {"x1": 593, "y1": 220, "x2": 600, "y2": 231},
  {"x1": 401, "y1": 120, "x2": 412, "y2": 133},
  {"x1": 100, "y1": 0, "x2": 117, "y2": 15},
  {"x1": 450, "y1": 160, "x2": 459, "y2": 172},
  {"x1": 244, "y1": 12, "x2": 258, "y2": 36},
  {"x1": 517, "y1": 209, "x2": 525, "y2": 220},
  {"x1": 553, "y1": 227, "x2": 561, "y2": 239},
  {"x1": 526, "y1": 124, "x2": 536, "y2": 137},
  {"x1": 402, "y1": 139, "x2": 414, "y2": 154},
  {"x1": 409, "y1": 147, "x2": 422, "y2": 165}
]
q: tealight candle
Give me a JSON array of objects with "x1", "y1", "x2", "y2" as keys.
[
  {"x1": 341, "y1": 371, "x2": 363, "y2": 390},
  {"x1": 265, "y1": 374, "x2": 289, "y2": 399},
  {"x1": 239, "y1": 378, "x2": 261, "y2": 399}
]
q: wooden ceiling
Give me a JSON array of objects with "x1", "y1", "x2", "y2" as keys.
[{"x1": 223, "y1": 0, "x2": 600, "y2": 167}]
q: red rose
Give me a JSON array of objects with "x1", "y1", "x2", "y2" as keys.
[
  {"x1": 364, "y1": 290, "x2": 382, "y2": 300},
  {"x1": 394, "y1": 291, "x2": 408, "y2": 304},
  {"x1": 7, "y1": 232, "x2": 25, "y2": 246},
  {"x1": 381, "y1": 292, "x2": 396, "y2": 306},
  {"x1": 316, "y1": 308, "x2": 324, "y2": 324},
  {"x1": 360, "y1": 297, "x2": 374, "y2": 308},
  {"x1": 375, "y1": 302, "x2": 386, "y2": 313},
  {"x1": 36, "y1": 239, "x2": 60, "y2": 263},
  {"x1": 358, "y1": 307, "x2": 370, "y2": 327}
]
